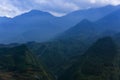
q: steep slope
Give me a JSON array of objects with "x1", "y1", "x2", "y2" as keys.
[
  {"x1": 0, "y1": 45, "x2": 55, "y2": 80},
  {"x1": 59, "y1": 37, "x2": 120, "y2": 80},
  {"x1": 57, "y1": 19, "x2": 99, "y2": 44}
]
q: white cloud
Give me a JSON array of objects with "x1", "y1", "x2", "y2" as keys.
[
  {"x1": 0, "y1": 0, "x2": 31, "y2": 17},
  {"x1": 0, "y1": 0, "x2": 120, "y2": 17},
  {"x1": 89, "y1": 0, "x2": 120, "y2": 5}
]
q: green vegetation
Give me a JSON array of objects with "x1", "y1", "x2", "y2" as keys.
[
  {"x1": 1, "y1": 36, "x2": 120, "y2": 80},
  {"x1": 0, "y1": 45, "x2": 55, "y2": 80},
  {"x1": 58, "y1": 37, "x2": 120, "y2": 80},
  {"x1": 27, "y1": 40, "x2": 88, "y2": 75}
]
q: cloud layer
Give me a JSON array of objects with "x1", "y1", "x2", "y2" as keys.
[{"x1": 0, "y1": 0, "x2": 120, "y2": 17}]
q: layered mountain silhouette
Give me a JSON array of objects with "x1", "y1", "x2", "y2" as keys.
[
  {"x1": 57, "y1": 19, "x2": 98, "y2": 43},
  {"x1": 58, "y1": 7, "x2": 120, "y2": 44},
  {"x1": 59, "y1": 5, "x2": 120, "y2": 28},
  {"x1": 0, "y1": 5, "x2": 120, "y2": 43},
  {"x1": 96, "y1": 9, "x2": 120, "y2": 32},
  {"x1": 0, "y1": 4, "x2": 120, "y2": 80}
]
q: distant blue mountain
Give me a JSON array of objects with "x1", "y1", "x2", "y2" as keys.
[
  {"x1": 0, "y1": 17, "x2": 11, "y2": 24},
  {"x1": 0, "y1": 5, "x2": 120, "y2": 43},
  {"x1": 60, "y1": 5, "x2": 120, "y2": 29},
  {"x1": 0, "y1": 10, "x2": 63, "y2": 43},
  {"x1": 58, "y1": 7, "x2": 120, "y2": 43},
  {"x1": 96, "y1": 9, "x2": 120, "y2": 32},
  {"x1": 59, "y1": 20, "x2": 97, "y2": 39},
  {"x1": 57, "y1": 19, "x2": 100, "y2": 45}
]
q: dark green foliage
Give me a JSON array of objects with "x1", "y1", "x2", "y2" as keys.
[
  {"x1": 0, "y1": 45, "x2": 55, "y2": 80},
  {"x1": 26, "y1": 40, "x2": 88, "y2": 76},
  {"x1": 58, "y1": 37, "x2": 120, "y2": 80}
]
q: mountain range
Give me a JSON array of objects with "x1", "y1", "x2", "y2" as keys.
[
  {"x1": 58, "y1": 7, "x2": 120, "y2": 44},
  {"x1": 0, "y1": 5, "x2": 120, "y2": 43},
  {"x1": 1, "y1": 4, "x2": 120, "y2": 80}
]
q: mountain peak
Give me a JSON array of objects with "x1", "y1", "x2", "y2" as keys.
[
  {"x1": 27, "y1": 10, "x2": 53, "y2": 16},
  {"x1": 76, "y1": 19, "x2": 93, "y2": 27},
  {"x1": 16, "y1": 10, "x2": 53, "y2": 18},
  {"x1": 30, "y1": 10, "x2": 49, "y2": 14}
]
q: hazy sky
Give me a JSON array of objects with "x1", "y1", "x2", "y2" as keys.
[{"x1": 0, "y1": 0, "x2": 120, "y2": 17}]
